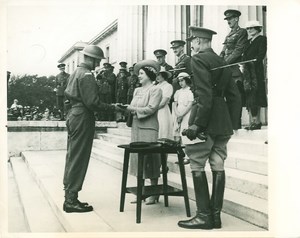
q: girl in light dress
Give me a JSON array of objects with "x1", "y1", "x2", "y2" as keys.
[{"x1": 172, "y1": 72, "x2": 194, "y2": 149}]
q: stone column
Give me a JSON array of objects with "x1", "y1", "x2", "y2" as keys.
[
  {"x1": 117, "y1": 5, "x2": 145, "y2": 69},
  {"x1": 145, "y1": 5, "x2": 186, "y2": 67}
]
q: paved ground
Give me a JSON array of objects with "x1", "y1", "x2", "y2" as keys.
[{"x1": 7, "y1": 150, "x2": 266, "y2": 236}]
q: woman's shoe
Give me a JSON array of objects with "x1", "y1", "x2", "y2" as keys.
[
  {"x1": 244, "y1": 123, "x2": 254, "y2": 130},
  {"x1": 160, "y1": 166, "x2": 169, "y2": 174},
  {"x1": 145, "y1": 196, "x2": 159, "y2": 205},
  {"x1": 250, "y1": 122, "x2": 262, "y2": 130},
  {"x1": 130, "y1": 198, "x2": 145, "y2": 204}
]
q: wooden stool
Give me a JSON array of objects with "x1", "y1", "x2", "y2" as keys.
[{"x1": 118, "y1": 143, "x2": 191, "y2": 223}]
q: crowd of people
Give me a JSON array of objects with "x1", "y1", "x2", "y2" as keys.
[
  {"x1": 8, "y1": 8, "x2": 267, "y2": 230},
  {"x1": 7, "y1": 99, "x2": 63, "y2": 121}
]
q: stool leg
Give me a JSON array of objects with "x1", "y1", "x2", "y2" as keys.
[
  {"x1": 161, "y1": 153, "x2": 169, "y2": 207},
  {"x1": 178, "y1": 153, "x2": 191, "y2": 217},
  {"x1": 120, "y1": 150, "x2": 130, "y2": 212},
  {"x1": 136, "y1": 152, "x2": 144, "y2": 223}
]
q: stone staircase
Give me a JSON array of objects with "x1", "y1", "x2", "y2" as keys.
[
  {"x1": 91, "y1": 123, "x2": 268, "y2": 229},
  {"x1": 7, "y1": 122, "x2": 268, "y2": 232}
]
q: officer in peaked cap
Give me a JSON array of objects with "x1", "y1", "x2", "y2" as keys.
[
  {"x1": 169, "y1": 39, "x2": 192, "y2": 110},
  {"x1": 57, "y1": 63, "x2": 66, "y2": 69},
  {"x1": 103, "y1": 62, "x2": 111, "y2": 68},
  {"x1": 177, "y1": 26, "x2": 241, "y2": 230},
  {"x1": 220, "y1": 9, "x2": 247, "y2": 129},
  {"x1": 170, "y1": 40, "x2": 186, "y2": 49},
  {"x1": 55, "y1": 63, "x2": 69, "y2": 120},
  {"x1": 63, "y1": 45, "x2": 119, "y2": 213},
  {"x1": 223, "y1": 9, "x2": 241, "y2": 20},
  {"x1": 153, "y1": 49, "x2": 173, "y2": 74},
  {"x1": 119, "y1": 61, "x2": 127, "y2": 69}
]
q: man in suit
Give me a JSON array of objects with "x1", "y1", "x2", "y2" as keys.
[
  {"x1": 220, "y1": 9, "x2": 248, "y2": 128},
  {"x1": 177, "y1": 26, "x2": 241, "y2": 230},
  {"x1": 55, "y1": 63, "x2": 70, "y2": 120},
  {"x1": 63, "y1": 45, "x2": 119, "y2": 213}
]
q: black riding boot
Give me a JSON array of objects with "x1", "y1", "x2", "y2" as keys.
[
  {"x1": 63, "y1": 191, "x2": 93, "y2": 213},
  {"x1": 211, "y1": 171, "x2": 225, "y2": 229},
  {"x1": 178, "y1": 171, "x2": 213, "y2": 229}
]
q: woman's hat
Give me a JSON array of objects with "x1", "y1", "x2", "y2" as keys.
[
  {"x1": 177, "y1": 72, "x2": 191, "y2": 79},
  {"x1": 158, "y1": 70, "x2": 172, "y2": 79},
  {"x1": 245, "y1": 20, "x2": 263, "y2": 28},
  {"x1": 134, "y1": 59, "x2": 161, "y2": 75}
]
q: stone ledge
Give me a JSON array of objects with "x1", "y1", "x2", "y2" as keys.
[{"x1": 7, "y1": 121, "x2": 118, "y2": 132}]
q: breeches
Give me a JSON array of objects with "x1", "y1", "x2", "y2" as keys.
[
  {"x1": 63, "y1": 107, "x2": 95, "y2": 192},
  {"x1": 185, "y1": 134, "x2": 231, "y2": 172}
]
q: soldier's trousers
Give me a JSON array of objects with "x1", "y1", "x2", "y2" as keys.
[
  {"x1": 185, "y1": 134, "x2": 231, "y2": 172},
  {"x1": 63, "y1": 106, "x2": 95, "y2": 193}
]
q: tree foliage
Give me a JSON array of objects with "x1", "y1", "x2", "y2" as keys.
[{"x1": 7, "y1": 74, "x2": 57, "y2": 110}]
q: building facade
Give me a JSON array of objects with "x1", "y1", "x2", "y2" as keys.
[
  {"x1": 58, "y1": 5, "x2": 267, "y2": 124},
  {"x1": 59, "y1": 5, "x2": 267, "y2": 72},
  {"x1": 58, "y1": 41, "x2": 88, "y2": 74}
]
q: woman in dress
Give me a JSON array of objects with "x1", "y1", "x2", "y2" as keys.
[
  {"x1": 126, "y1": 60, "x2": 162, "y2": 205},
  {"x1": 156, "y1": 71, "x2": 174, "y2": 140},
  {"x1": 242, "y1": 20, "x2": 267, "y2": 130}
]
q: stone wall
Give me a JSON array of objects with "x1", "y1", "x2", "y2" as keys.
[{"x1": 7, "y1": 121, "x2": 117, "y2": 157}]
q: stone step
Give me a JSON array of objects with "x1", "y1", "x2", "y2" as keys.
[
  {"x1": 7, "y1": 162, "x2": 30, "y2": 232},
  {"x1": 97, "y1": 131, "x2": 268, "y2": 157},
  {"x1": 91, "y1": 146, "x2": 268, "y2": 229},
  {"x1": 19, "y1": 150, "x2": 265, "y2": 232},
  {"x1": 9, "y1": 157, "x2": 65, "y2": 232},
  {"x1": 107, "y1": 127, "x2": 268, "y2": 141},
  {"x1": 20, "y1": 151, "x2": 114, "y2": 232},
  {"x1": 94, "y1": 137, "x2": 268, "y2": 176},
  {"x1": 92, "y1": 144, "x2": 268, "y2": 199}
]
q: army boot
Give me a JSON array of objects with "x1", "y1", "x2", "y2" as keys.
[
  {"x1": 211, "y1": 171, "x2": 225, "y2": 229},
  {"x1": 63, "y1": 191, "x2": 93, "y2": 213},
  {"x1": 178, "y1": 171, "x2": 213, "y2": 229},
  {"x1": 63, "y1": 191, "x2": 90, "y2": 211}
]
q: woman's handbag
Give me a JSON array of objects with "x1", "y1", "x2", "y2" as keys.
[{"x1": 126, "y1": 113, "x2": 133, "y2": 127}]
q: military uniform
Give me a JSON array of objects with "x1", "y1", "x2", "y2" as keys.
[
  {"x1": 55, "y1": 70, "x2": 70, "y2": 119},
  {"x1": 178, "y1": 26, "x2": 242, "y2": 230},
  {"x1": 127, "y1": 69, "x2": 139, "y2": 104},
  {"x1": 116, "y1": 70, "x2": 128, "y2": 104},
  {"x1": 220, "y1": 27, "x2": 248, "y2": 77},
  {"x1": 106, "y1": 70, "x2": 116, "y2": 103},
  {"x1": 220, "y1": 10, "x2": 248, "y2": 128},
  {"x1": 154, "y1": 49, "x2": 173, "y2": 84},
  {"x1": 64, "y1": 62, "x2": 115, "y2": 196},
  {"x1": 96, "y1": 70, "x2": 112, "y2": 120}
]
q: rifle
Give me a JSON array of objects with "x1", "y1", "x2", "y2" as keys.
[
  {"x1": 169, "y1": 68, "x2": 186, "y2": 72},
  {"x1": 210, "y1": 59, "x2": 257, "y2": 71}
]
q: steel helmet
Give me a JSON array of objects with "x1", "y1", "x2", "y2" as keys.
[{"x1": 81, "y1": 45, "x2": 105, "y2": 60}]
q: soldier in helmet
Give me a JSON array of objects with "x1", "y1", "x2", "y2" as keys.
[
  {"x1": 55, "y1": 63, "x2": 70, "y2": 120},
  {"x1": 63, "y1": 45, "x2": 119, "y2": 213}
]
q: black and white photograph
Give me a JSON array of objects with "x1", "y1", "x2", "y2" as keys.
[{"x1": 1, "y1": 0, "x2": 300, "y2": 237}]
